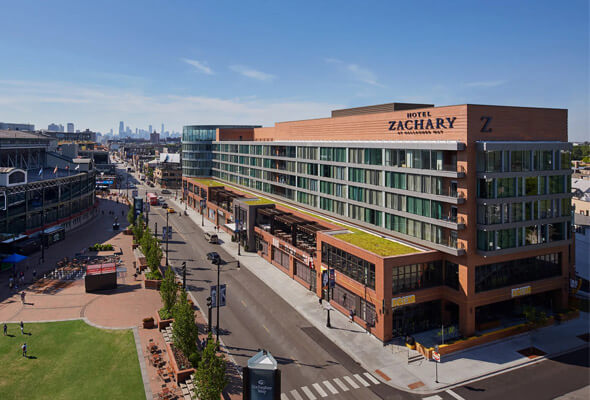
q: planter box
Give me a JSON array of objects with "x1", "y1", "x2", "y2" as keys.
[
  {"x1": 165, "y1": 342, "x2": 195, "y2": 384},
  {"x1": 144, "y1": 279, "x2": 161, "y2": 290},
  {"x1": 143, "y1": 318, "x2": 155, "y2": 329},
  {"x1": 155, "y1": 312, "x2": 174, "y2": 330},
  {"x1": 556, "y1": 309, "x2": 579, "y2": 322}
]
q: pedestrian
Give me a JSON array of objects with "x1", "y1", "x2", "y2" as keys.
[
  {"x1": 3, "y1": 323, "x2": 7, "y2": 336},
  {"x1": 349, "y1": 309, "x2": 354, "y2": 323},
  {"x1": 22, "y1": 342, "x2": 27, "y2": 357},
  {"x1": 20, "y1": 321, "x2": 24, "y2": 335},
  {"x1": 319, "y1": 297, "x2": 323, "y2": 305},
  {"x1": 32, "y1": 270, "x2": 36, "y2": 282},
  {"x1": 8, "y1": 277, "x2": 13, "y2": 290},
  {"x1": 20, "y1": 291, "x2": 25, "y2": 304}
]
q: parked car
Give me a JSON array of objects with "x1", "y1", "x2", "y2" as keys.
[
  {"x1": 161, "y1": 189, "x2": 171, "y2": 194},
  {"x1": 167, "y1": 208, "x2": 175, "y2": 213},
  {"x1": 161, "y1": 202, "x2": 168, "y2": 208}
]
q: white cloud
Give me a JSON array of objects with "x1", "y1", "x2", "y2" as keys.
[
  {"x1": 324, "y1": 58, "x2": 383, "y2": 87},
  {"x1": 465, "y1": 80, "x2": 506, "y2": 88},
  {"x1": 230, "y1": 65, "x2": 276, "y2": 81},
  {"x1": 182, "y1": 58, "x2": 214, "y2": 75},
  {"x1": 0, "y1": 80, "x2": 341, "y2": 133}
]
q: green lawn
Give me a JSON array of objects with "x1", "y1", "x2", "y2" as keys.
[
  {"x1": 334, "y1": 231, "x2": 420, "y2": 257},
  {"x1": 189, "y1": 178, "x2": 224, "y2": 187},
  {"x1": 0, "y1": 320, "x2": 144, "y2": 400}
]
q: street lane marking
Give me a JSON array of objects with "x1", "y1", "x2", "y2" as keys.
[
  {"x1": 363, "y1": 372, "x2": 380, "y2": 384},
  {"x1": 333, "y1": 378, "x2": 349, "y2": 391},
  {"x1": 311, "y1": 383, "x2": 327, "y2": 398},
  {"x1": 354, "y1": 373, "x2": 370, "y2": 387},
  {"x1": 281, "y1": 394, "x2": 289, "y2": 400},
  {"x1": 446, "y1": 390, "x2": 466, "y2": 400},
  {"x1": 290, "y1": 389, "x2": 304, "y2": 400},
  {"x1": 322, "y1": 380, "x2": 338, "y2": 395},
  {"x1": 343, "y1": 375, "x2": 360, "y2": 389},
  {"x1": 300, "y1": 386, "x2": 316, "y2": 400},
  {"x1": 241, "y1": 299, "x2": 247, "y2": 307},
  {"x1": 263, "y1": 324, "x2": 270, "y2": 333},
  {"x1": 422, "y1": 396, "x2": 442, "y2": 400}
]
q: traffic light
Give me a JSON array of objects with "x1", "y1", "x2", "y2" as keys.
[{"x1": 207, "y1": 296, "x2": 212, "y2": 308}]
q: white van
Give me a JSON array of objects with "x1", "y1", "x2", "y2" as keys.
[{"x1": 204, "y1": 232, "x2": 218, "y2": 244}]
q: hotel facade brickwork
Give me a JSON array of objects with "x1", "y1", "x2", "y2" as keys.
[{"x1": 181, "y1": 103, "x2": 574, "y2": 343}]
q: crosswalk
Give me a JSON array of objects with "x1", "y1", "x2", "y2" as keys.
[{"x1": 282, "y1": 372, "x2": 381, "y2": 399}]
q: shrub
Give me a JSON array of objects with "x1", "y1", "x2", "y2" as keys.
[
  {"x1": 145, "y1": 269, "x2": 162, "y2": 280},
  {"x1": 158, "y1": 308, "x2": 173, "y2": 320}
]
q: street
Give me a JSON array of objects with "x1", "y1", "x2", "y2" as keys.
[{"x1": 116, "y1": 160, "x2": 590, "y2": 400}]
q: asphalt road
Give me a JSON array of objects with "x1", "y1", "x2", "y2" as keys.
[
  {"x1": 116, "y1": 163, "x2": 396, "y2": 400},
  {"x1": 114, "y1": 160, "x2": 590, "y2": 400}
]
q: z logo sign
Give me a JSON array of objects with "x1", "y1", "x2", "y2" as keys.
[{"x1": 480, "y1": 116, "x2": 492, "y2": 133}]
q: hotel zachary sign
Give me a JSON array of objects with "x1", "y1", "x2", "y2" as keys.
[{"x1": 388, "y1": 111, "x2": 457, "y2": 135}]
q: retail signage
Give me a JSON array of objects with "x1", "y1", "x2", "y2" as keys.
[
  {"x1": 433, "y1": 351, "x2": 440, "y2": 362},
  {"x1": 392, "y1": 294, "x2": 416, "y2": 308},
  {"x1": 511, "y1": 285, "x2": 531, "y2": 298},
  {"x1": 96, "y1": 180, "x2": 114, "y2": 185},
  {"x1": 388, "y1": 111, "x2": 456, "y2": 135}
]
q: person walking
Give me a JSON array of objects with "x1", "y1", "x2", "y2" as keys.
[
  {"x1": 32, "y1": 270, "x2": 36, "y2": 282},
  {"x1": 3, "y1": 323, "x2": 7, "y2": 336},
  {"x1": 20, "y1": 321, "x2": 24, "y2": 335},
  {"x1": 349, "y1": 309, "x2": 354, "y2": 323},
  {"x1": 22, "y1": 343, "x2": 27, "y2": 357},
  {"x1": 20, "y1": 291, "x2": 25, "y2": 304}
]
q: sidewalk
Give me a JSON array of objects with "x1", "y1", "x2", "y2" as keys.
[{"x1": 171, "y1": 198, "x2": 590, "y2": 394}]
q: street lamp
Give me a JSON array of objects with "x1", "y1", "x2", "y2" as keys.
[
  {"x1": 236, "y1": 218, "x2": 241, "y2": 256},
  {"x1": 165, "y1": 210, "x2": 169, "y2": 266},
  {"x1": 215, "y1": 258, "x2": 221, "y2": 343},
  {"x1": 326, "y1": 267, "x2": 332, "y2": 328}
]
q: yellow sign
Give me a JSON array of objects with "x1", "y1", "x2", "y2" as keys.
[
  {"x1": 392, "y1": 294, "x2": 416, "y2": 308},
  {"x1": 511, "y1": 286, "x2": 532, "y2": 298}
]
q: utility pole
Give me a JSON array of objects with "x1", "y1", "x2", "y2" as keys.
[
  {"x1": 41, "y1": 187, "x2": 45, "y2": 263},
  {"x1": 236, "y1": 218, "x2": 241, "y2": 256}
]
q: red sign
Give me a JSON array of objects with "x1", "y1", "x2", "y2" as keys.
[
  {"x1": 86, "y1": 263, "x2": 116, "y2": 275},
  {"x1": 433, "y1": 351, "x2": 440, "y2": 362}
]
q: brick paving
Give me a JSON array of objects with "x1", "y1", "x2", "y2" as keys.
[{"x1": 0, "y1": 193, "x2": 242, "y2": 400}]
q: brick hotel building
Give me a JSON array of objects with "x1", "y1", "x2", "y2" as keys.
[{"x1": 181, "y1": 103, "x2": 574, "y2": 344}]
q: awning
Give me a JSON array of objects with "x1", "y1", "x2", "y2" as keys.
[
  {"x1": 1, "y1": 253, "x2": 28, "y2": 264},
  {"x1": 225, "y1": 223, "x2": 237, "y2": 232}
]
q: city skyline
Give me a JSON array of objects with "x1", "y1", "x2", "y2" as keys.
[{"x1": 0, "y1": 0, "x2": 588, "y2": 141}]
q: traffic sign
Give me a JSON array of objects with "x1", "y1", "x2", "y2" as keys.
[
  {"x1": 433, "y1": 351, "x2": 440, "y2": 362},
  {"x1": 329, "y1": 269, "x2": 335, "y2": 288}
]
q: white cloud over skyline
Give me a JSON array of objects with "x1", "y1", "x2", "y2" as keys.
[
  {"x1": 0, "y1": 79, "x2": 341, "y2": 134},
  {"x1": 325, "y1": 58, "x2": 384, "y2": 88}
]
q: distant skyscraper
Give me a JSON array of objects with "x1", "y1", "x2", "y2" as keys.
[
  {"x1": 67, "y1": 123, "x2": 74, "y2": 133},
  {"x1": 48, "y1": 123, "x2": 60, "y2": 131},
  {"x1": 149, "y1": 124, "x2": 152, "y2": 134},
  {"x1": 119, "y1": 121, "x2": 124, "y2": 135},
  {"x1": 161, "y1": 123, "x2": 164, "y2": 134}
]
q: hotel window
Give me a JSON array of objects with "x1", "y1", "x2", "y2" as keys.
[
  {"x1": 549, "y1": 175, "x2": 565, "y2": 194},
  {"x1": 321, "y1": 243, "x2": 376, "y2": 289},
  {"x1": 297, "y1": 162, "x2": 318, "y2": 176},
  {"x1": 560, "y1": 150, "x2": 571, "y2": 169},
  {"x1": 444, "y1": 262, "x2": 459, "y2": 290},
  {"x1": 392, "y1": 261, "x2": 443, "y2": 294},
  {"x1": 475, "y1": 253, "x2": 561, "y2": 292},
  {"x1": 297, "y1": 146, "x2": 318, "y2": 160},
  {"x1": 385, "y1": 172, "x2": 407, "y2": 190},
  {"x1": 385, "y1": 149, "x2": 406, "y2": 167},
  {"x1": 320, "y1": 147, "x2": 346, "y2": 162},
  {"x1": 320, "y1": 197, "x2": 345, "y2": 215},
  {"x1": 349, "y1": 168, "x2": 364, "y2": 183},
  {"x1": 525, "y1": 177, "x2": 538, "y2": 196}
]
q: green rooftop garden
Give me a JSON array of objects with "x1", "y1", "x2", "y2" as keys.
[
  {"x1": 334, "y1": 231, "x2": 420, "y2": 257},
  {"x1": 243, "y1": 198, "x2": 274, "y2": 205},
  {"x1": 221, "y1": 182, "x2": 420, "y2": 256},
  {"x1": 190, "y1": 178, "x2": 224, "y2": 187}
]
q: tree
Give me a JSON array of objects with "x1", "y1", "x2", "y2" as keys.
[
  {"x1": 194, "y1": 333, "x2": 228, "y2": 400},
  {"x1": 146, "y1": 240, "x2": 163, "y2": 274},
  {"x1": 160, "y1": 266, "x2": 178, "y2": 319},
  {"x1": 172, "y1": 290, "x2": 198, "y2": 357},
  {"x1": 127, "y1": 204, "x2": 135, "y2": 225}
]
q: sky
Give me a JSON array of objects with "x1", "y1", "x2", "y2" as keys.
[{"x1": 0, "y1": 0, "x2": 588, "y2": 140}]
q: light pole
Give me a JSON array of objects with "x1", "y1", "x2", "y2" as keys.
[
  {"x1": 215, "y1": 258, "x2": 221, "y2": 343},
  {"x1": 40, "y1": 187, "x2": 45, "y2": 263},
  {"x1": 165, "y1": 210, "x2": 169, "y2": 266},
  {"x1": 326, "y1": 267, "x2": 331, "y2": 328},
  {"x1": 236, "y1": 218, "x2": 241, "y2": 256}
]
